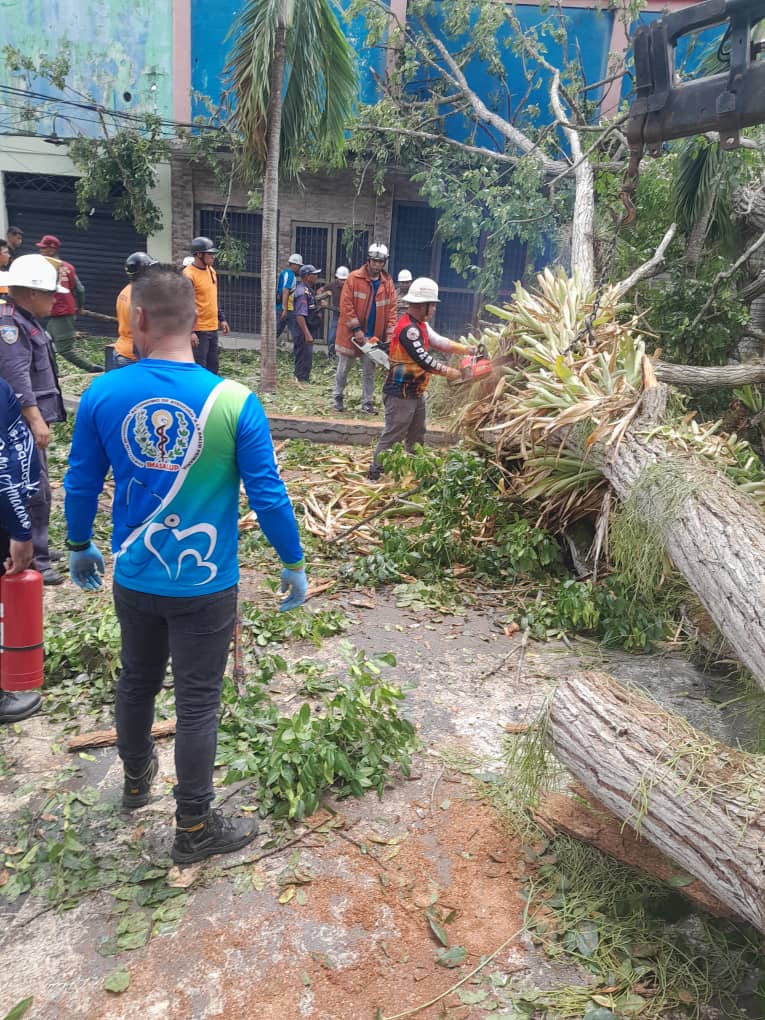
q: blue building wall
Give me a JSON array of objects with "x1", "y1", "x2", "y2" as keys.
[
  {"x1": 190, "y1": 0, "x2": 386, "y2": 119},
  {"x1": 0, "y1": 0, "x2": 174, "y2": 138}
]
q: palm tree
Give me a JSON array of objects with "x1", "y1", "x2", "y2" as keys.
[{"x1": 225, "y1": 0, "x2": 357, "y2": 392}]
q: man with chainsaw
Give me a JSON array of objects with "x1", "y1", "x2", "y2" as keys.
[
  {"x1": 368, "y1": 277, "x2": 475, "y2": 480},
  {"x1": 334, "y1": 243, "x2": 397, "y2": 415}
]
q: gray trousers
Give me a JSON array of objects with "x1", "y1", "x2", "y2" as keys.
[
  {"x1": 29, "y1": 446, "x2": 52, "y2": 571},
  {"x1": 334, "y1": 354, "x2": 376, "y2": 408},
  {"x1": 372, "y1": 393, "x2": 427, "y2": 468}
]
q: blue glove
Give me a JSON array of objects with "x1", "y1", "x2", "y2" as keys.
[
  {"x1": 69, "y1": 542, "x2": 105, "y2": 591},
  {"x1": 279, "y1": 566, "x2": 307, "y2": 612}
]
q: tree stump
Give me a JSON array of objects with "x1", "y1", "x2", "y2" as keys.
[{"x1": 546, "y1": 670, "x2": 765, "y2": 932}]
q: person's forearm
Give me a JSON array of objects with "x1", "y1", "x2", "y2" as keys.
[
  {"x1": 21, "y1": 404, "x2": 45, "y2": 431},
  {"x1": 63, "y1": 490, "x2": 99, "y2": 544},
  {"x1": 255, "y1": 500, "x2": 304, "y2": 567},
  {"x1": 297, "y1": 315, "x2": 312, "y2": 342}
]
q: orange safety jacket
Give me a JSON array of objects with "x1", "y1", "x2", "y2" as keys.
[{"x1": 335, "y1": 266, "x2": 397, "y2": 359}]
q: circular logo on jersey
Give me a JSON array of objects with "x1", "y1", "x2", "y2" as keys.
[{"x1": 121, "y1": 399, "x2": 202, "y2": 472}]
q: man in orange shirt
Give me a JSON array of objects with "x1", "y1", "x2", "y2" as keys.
[
  {"x1": 182, "y1": 237, "x2": 230, "y2": 374},
  {"x1": 112, "y1": 253, "x2": 158, "y2": 369}
]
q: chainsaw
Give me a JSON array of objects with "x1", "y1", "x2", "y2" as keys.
[
  {"x1": 350, "y1": 332, "x2": 390, "y2": 369},
  {"x1": 456, "y1": 342, "x2": 494, "y2": 383}
]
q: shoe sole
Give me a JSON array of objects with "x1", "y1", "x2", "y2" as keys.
[{"x1": 171, "y1": 825, "x2": 259, "y2": 865}]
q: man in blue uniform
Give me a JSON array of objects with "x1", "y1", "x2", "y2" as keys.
[
  {"x1": 0, "y1": 376, "x2": 41, "y2": 724},
  {"x1": 0, "y1": 254, "x2": 67, "y2": 585},
  {"x1": 64, "y1": 265, "x2": 308, "y2": 865}
]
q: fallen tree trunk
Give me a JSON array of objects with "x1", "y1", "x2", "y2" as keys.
[
  {"x1": 546, "y1": 671, "x2": 765, "y2": 932},
  {"x1": 577, "y1": 383, "x2": 765, "y2": 687}
]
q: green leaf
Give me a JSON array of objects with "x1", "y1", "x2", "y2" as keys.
[
  {"x1": 117, "y1": 929, "x2": 150, "y2": 951},
  {"x1": 435, "y1": 945, "x2": 466, "y2": 968},
  {"x1": 103, "y1": 969, "x2": 130, "y2": 994},
  {"x1": 2, "y1": 998, "x2": 34, "y2": 1020},
  {"x1": 459, "y1": 988, "x2": 488, "y2": 1005},
  {"x1": 575, "y1": 920, "x2": 600, "y2": 958},
  {"x1": 426, "y1": 909, "x2": 449, "y2": 947}
]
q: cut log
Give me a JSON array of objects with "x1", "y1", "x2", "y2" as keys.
[
  {"x1": 546, "y1": 671, "x2": 765, "y2": 932},
  {"x1": 577, "y1": 383, "x2": 765, "y2": 687},
  {"x1": 536, "y1": 785, "x2": 736, "y2": 921},
  {"x1": 67, "y1": 718, "x2": 176, "y2": 752}
]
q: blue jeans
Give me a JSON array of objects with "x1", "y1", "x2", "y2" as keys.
[
  {"x1": 327, "y1": 316, "x2": 338, "y2": 357},
  {"x1": 113, "y1": 581, "x2": 237, "y2": 817}
]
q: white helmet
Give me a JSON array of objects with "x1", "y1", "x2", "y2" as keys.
[
  {"x1": 368, "y1": 243, "x2": 389, "y2": 261},
  {"x1": 402, "y1": 277, "x2": 440, "y2": 304},
  {"x1": 397, "y1": 269, "x2": 413, "y2": 283},
  {"x1": 5, "y1": 254, "x2": 68, "y2": 292},
  {"x1": 288, "y1": 253, "x2": 302, "y2": 266},
  {"x1": 335, "y1": 265, "x2": 349, "y2": 280}
]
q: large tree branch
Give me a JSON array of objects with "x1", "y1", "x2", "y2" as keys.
[
  {"x1": 358, "y1": 123, "x2": 521, "y2": 165},
  {"x1": 653, "y1": 360, "x2": 765, "y2": 388},
  {"x1": 609, "y1": 224, "x2": 677, "y2": 302}
]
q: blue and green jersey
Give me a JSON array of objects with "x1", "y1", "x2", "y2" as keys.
[{"x1": 64, "y1": 360, "x2": 303, "y2": 597}]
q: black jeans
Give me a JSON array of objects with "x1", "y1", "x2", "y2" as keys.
[
  {"x1": 113, "y1": 581, "x2": 237, "y2": 818},
  {"x1": 193, "y1": 330, "x2": 220, "y2": 374}
]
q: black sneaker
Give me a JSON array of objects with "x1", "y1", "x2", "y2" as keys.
[
  {"x1": 49, "y1": 549, "x2": 65, "y2": 562},
  {"x1": 122, "y1": 752, "x2": 159, "y2": 809},
  {"x1": 39, "y1": 566, "x2": 64, "y2": 586},
  {"x1": 0, "y1": 689, "x2": 42, "y2": 724},
  {"x1": 367, "y1": 465, "x2": 383, "y2": 481},
  {"x1": 361, "y1": 404, "x2": 378, "y2": 415},
  {"x1": 172, "y1": 808, "x2": 259, "y2": 865},
  {"x1": 333, "y1": 399, "x2": 344, "y2": 412}
]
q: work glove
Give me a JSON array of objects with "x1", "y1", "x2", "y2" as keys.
[
  {"x1": 69, "y1": 542, "x2": 105, "y2": 591},
  {"x1": 279, "y1": 566, "x2": 308, "y2": 612}
]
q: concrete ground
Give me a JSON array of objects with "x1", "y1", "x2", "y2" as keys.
[{"x1": 0, "y1": 586, "x2": 754, "y2": 1020}]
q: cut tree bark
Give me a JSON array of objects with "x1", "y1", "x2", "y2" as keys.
[
  {"x1": 573, "y1": 382, "x2": 765, "y2": 688},
  {"x1": 535, "y1": 785, "x2": 736, "y2": 921},
  {"x1": 545, "y1": 671, "x2": 765, "y2": 932}
]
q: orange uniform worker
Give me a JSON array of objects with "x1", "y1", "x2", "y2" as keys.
[
  {"x1": 113, "y1": 253, "x2": 158, "y2": 369},
  {"x1": 182, "y1": 236, "x2": 230, "y2": 374}
]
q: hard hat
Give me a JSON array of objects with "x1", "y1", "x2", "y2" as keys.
[
  {"x1": 402, "y1": 277, "x2": 440, "y2": 304},
  {"x1": 367, "y1": 243, "x2": 389, "y2": 261},
  {"x1": 335, "y1": 266, "x2": 349, "y2": 279},
  {"x1": 397, "y1": 269, "x2": 413, "y2": 283},
  {"x1": 125, "y1": 252, "x2": 158, "y2": 279},
  {"x1": 192, "y1": 236, "x2": 218, "y2": 254},
  {"x1": 288, "y1": 253, "x2": 303, "y2": 266},
  {"x1": 5, "y1": 254, "x2": 68, "y2": 292}
]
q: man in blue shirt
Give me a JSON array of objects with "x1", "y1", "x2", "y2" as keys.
[
  {"x1": 64, "y1": 265, "x2": 308, "y2": 865},
  {"x1": 276, "y1": 253, "x2": 302, "y2": 339}
]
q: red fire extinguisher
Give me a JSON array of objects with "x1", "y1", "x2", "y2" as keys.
[{"x1": 0, "y1": 569, "x2": 44, "y2": 691}]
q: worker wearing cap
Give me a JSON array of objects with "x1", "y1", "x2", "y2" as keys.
[
  {"x1": 277, "y1": 253, "x2": 303, "y2": 339},
  {"x1": 35, "y1": 234, "x2": 99, "y2": 374},
  {"x1": 0, "y1": 254, "x2": 67, "y2": 583},
  {"x1": 291, "y1": 265, "x2": 322, "y2": 384},
  {"x1": 182, "y1": 237, "x2": 230, "y2": 374},
  {"x1": 368, "y1": 277, "x2": 474, "y2": 480},
  {"x1": 113, "y1": 253, "x2": 158, "y2": 369},
  {"x1": 334, "y1": 243, "x2": 397, "y2": 415}
]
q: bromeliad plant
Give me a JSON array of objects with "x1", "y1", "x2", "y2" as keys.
[{"x1": 456, "y1": 267, "x2": 765, "y2": 527}]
